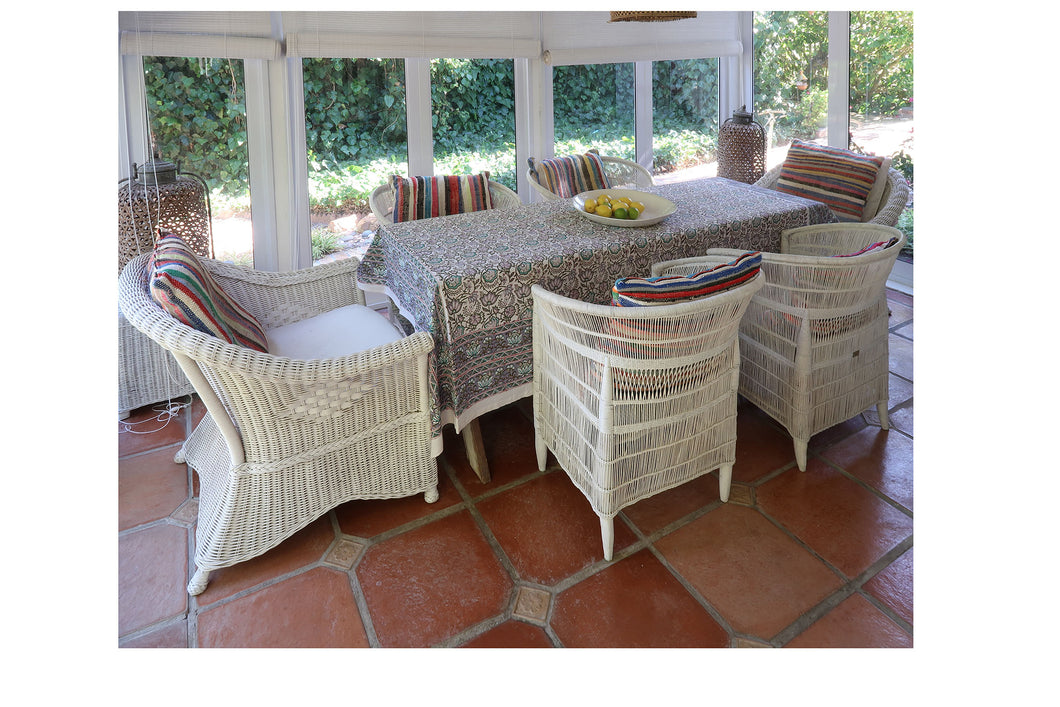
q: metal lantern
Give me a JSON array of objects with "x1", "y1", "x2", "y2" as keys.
[
  {"x1": 118, "y1": 158, "x2": 213, "y2": 273},
  {"x1": 718, "y1": 106, "x2": 766, "y2": 184}
]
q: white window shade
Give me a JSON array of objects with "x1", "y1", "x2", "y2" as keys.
[
  {"x1": 118, "y1": 11, "x2": 281, "y2": 59},
  {"x1": 542, "y1": 11, "x2": 742, "y2": 65},
  {"x1": 119, "y1": 31, "x2": 282, "y2": 60}
]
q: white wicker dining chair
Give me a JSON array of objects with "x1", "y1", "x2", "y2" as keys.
[
  {"x1": 118, "y1": 252, "x2": 438, "y2": 595},
  {"x1": 526, "y1": 153, "x2": 654, "y2": 201},
  {"x1": 653, "y1": 223, "x2": 905, "y2": 471},
  {"x1": 531, "y1": 272, "x2": 763, "y2": 561},
  {"x1": 755, "y1": 165, "x2": 910, "y2": 228},
  {"x1": 369, "y1": 178, "x2": 521, "y2": 224}
]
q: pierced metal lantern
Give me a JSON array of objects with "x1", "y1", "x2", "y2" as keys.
[
  {"x1": 718, "y1": 106, "x2": 766, "y2": 184},
  {"x1": 118, "y1": 159, "x2": 213, "y2": 274}
]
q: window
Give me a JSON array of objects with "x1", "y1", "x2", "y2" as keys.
[
  {"x1": 552, "y1": 62, "x2": 636, "y2": 161},
  {"x1": 652, "y1": 58, "x2": 719, "y2": 181},
  {"x1": 753, "y1": 11, "x2": 830, "y2": 168},
  {"x1": 143, "y1": 56, "x2": 253, "y2": 265},
  {"x1": 430, "y1": 59, "x2": 517, "y2": 191},
  {"x1": 302, "y1": 57, "x2": 408, "y2": 264},
  {"x1": 849, "y1": 11, "x2": 914, "y2": 170}
]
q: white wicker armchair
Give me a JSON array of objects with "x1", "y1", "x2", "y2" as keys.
[
  {"x1": 526, "y1": 154, "x2": 654, "y2": 201},
  {"x1": 369, "y1": 178, "x2": 521, "y2": 224},
  {"x1": 531, "y1": 273, "x2": 763, "y2": 561},
  {"x1": 119, "y1": 308, "x2": 195, "y2": 417},
  {"x1": 653, "y1": 223, "x2": 905, "y2": 471},
  {"x1": 118, "y1": 253, "x2": 438, "y2": 595},
  {"x1": 754, "y1": 165, "x2": 910, "y2": 227}
]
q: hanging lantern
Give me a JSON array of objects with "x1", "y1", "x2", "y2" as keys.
[
  {"x1": 717, "y1": 106, "x2": 767, "y2": 184},
  {"x1": 118, "y1": 158, "x2": 213, "y2": 273}
]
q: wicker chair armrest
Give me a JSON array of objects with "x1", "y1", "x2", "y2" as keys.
[
  {"x1": 202, "y1": 257, "x2": 365, "y2": 329},
  {"x1": 866, "y1": 169, "x2": 910, "y2": 227},
  {"x1": 780, "y1": 223, "x2": 904, "y2": 257},
  {"x1": 601, "y1": 156, "x2": 655, "y2": 189},
  {"x1": 650, "y1": 251, "x2": 745, "y2": 277}
]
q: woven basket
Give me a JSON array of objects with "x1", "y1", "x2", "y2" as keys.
[
  {"x1": 609, "y1": 11, "x2": 697, "y2": 22},
  {"x1": 118, "y1": 175, "x2": 212, "y2": 274}
]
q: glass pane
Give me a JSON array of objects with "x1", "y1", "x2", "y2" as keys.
[
  {"x1": 652, "y1": 58, "x2": 719, "y2": 183},
  {"x1": 752, "y1": 10, "x2": 830, "y2": 169},
  {"x1": 552, "y1": 63, "x2": 635, "y2": 161},
  {"x1": 302, "y1": 57, "x2": 407, "y2": 265},
  {"x1": 431, "y1": 59, "x2": 517, "y2": 192},
  {"x1": 143, "y1": 56, "x2": 252, "y2": 266}
]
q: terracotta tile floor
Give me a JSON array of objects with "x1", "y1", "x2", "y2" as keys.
[{"x1": 118, "y1": 290, "x2": 913, "y2": 648}]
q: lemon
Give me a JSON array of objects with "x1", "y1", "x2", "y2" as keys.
[
  {"x1": 597, "y1": 195, "x2": 612, "y2": 206},
  {"x1": 584, "y1": 198, "x2": 597, "y2": 213},
  {"x1": 618, "y1": 197, "x2": 632, "y2": 206},
  {"x1": 627, "y1": 206, "x2": 640, "y2": 219},
  {"x1": 595, "y1": 203, "x2": 613, "y2": 218},
  {"x1": 629, "y1": 201, "x2": 646, "y2": 214},
  {"x1": 613, "y1": 207, "x2": 628, "y2": 219}
]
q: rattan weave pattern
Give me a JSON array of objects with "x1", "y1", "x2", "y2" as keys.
[
  {"x1": 653, "y1": 224, "x2": 904, "y2": 470},
  {"x1": 526, "y1": 154, "x2": 654, "y2": 201},
  {"x1": 118, "y1": 254, "x2": 438, "y2": 595},
  {"x1": 531, "y1": 273, "x2": 762, "y2": 560}
]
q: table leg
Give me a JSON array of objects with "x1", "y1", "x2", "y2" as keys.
[{"x1": 461, "y1": 418, "x2": 491, "y2": 483}]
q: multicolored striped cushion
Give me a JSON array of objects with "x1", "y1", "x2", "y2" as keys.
[
  {"x1": 529, "y1": 150, "x2": 612, "y2": 198},
  {"x1": 775, "y1": 140, "x2": 887, "y2": 222},
  {"x1": 391, "y1": 172, "x2": 493, "y2": 222},
  {"x1": 833, "y1": 236, "x2": 900, "y2": 257},
  {"x1": 149, "y1": 232, "x2": 269, "y2": 353},
  {"x1": 611, "y1": 251, "x2": 762, "y2": 307}
]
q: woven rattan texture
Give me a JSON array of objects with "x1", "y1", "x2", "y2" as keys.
[
  {"x1": 526, "y1": 154, "x2": 654, "y2": 201},
  {"x1": 118, "y1": 253, "x2": 438, "y2": 595},
  {"x1": 653, "y1": 224, "x2": 904, "y2": 470},
  {"x1": 531, "y1": 273, "x2": 762, "y2": 560},
  {"x1": 718, "y1": 120, "x2": 767, "y2": 184},
  {"x1": 118, "y1": 177, "x2": 212, "y2": 274}
]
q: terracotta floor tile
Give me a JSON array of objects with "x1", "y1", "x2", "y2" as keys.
[
  {"x1": 448, "y1": 405, "x2": 543, "y2": 494},
  {"x1": 193, "y1": 516, "x2": 337, "y2": 605},
  {"x1": 120, "y1": 620, "x2": 188, "y2": 648},
  {"x1": 476, "y1": 471, "x2": 638, "y2": 585},
  {"x1": 460, "y1": 620, "x2": 555, "y2": 648},
  {"x1": 886, "y1": 296, "x2": 913, "y2": 328},
  {"x1": 887, "y1": 372, "x2": 915, "y2": 410},
  {"x1": 119, "y1": 446, "x2": 189, "y2": 531},
  {"x1": 655, "y1": 503, "x2": 841, "y2": 640},
  {"x1": 197, "y1": 567, "x2": 369, "y2": 648},
  {"x1": 621, "y1": 473, "x2": 721, "y2": 536},
  {"x1": 808, "y1": 415, "x2": 869, "y2": 456},
  {"x1": 894, "y1": 320, "x2": 912, "y2": 341},
  {"x1": 551, "y1": 549, "x2": 729, "y2": 647},
  {"x1": 118, "y1": 404, "x2": 189, "y2": 458},
  {"x1": 889, "y1": 334, "x2": 913, "y2": 381},
  {"x1": 863, "y1": 547, "x2": 913, "y2": 627},
  {"x1": 821, "y1": 426, "x2": 914, "y2": 512},
  {"x1": 357, "y1": 510, "x2": 512, "y2": 647},
  {"x1": 757, "y1": 459, "x2": 913, "y2": 579},
  {"x1": 119, "y1": 523, "x2": 189, "y2": 636},
  {"x1": 334, "y1": 468, "x2": 463, "y2": 539},
  {"x1": 733, "y1": 400, "x2": 797, "y2": 483},
  {"x1": 784, "y1": 593, "x2": 912, "y2": 647},
  {"x1": 888, "y1": 403, "x2": 913, "y2": 438}
]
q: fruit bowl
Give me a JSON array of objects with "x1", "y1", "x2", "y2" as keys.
[{"x1": 572, "y1": 189, "x2": 676, "y2": 227}]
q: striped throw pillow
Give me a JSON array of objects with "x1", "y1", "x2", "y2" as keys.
[
  {"x1": 529, "y1": 150, "x2": 612, "y2": 198},
  {"x1": 775, "y1": 140, "x2": 887, "y2": 222},
  {"x1": 149, "y1": 233, "x2": 269, "y2": 353},
  {"x1": 391, "y1": 172, "x2": 493, "y2": 222},
  {"x1": 611, "y1": 251, "x2": 762, "y2": 307},
  {"x1": 834, "y1": 236, "x2": 900, "y2": 257}
]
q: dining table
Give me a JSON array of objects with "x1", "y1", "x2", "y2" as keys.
[{"x1": 357, "y1": 176, "x2": 836, "y2": 482}]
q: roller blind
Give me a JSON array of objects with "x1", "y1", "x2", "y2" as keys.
[{"x1": 118, "y1": 11, "x2": 281, "y2": 59}]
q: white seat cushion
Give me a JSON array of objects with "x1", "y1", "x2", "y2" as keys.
[{"x1": 266, "y1": 304, "x2": 403, "y2": 360}]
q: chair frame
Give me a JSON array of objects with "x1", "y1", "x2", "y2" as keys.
[
  {"x1": 531, "y1": 273, "x2": 763, "y2": 560},
  {"x1": 754, "y1": 165, "x2": 910, "y2": 227},
  {"x1": 369, "y1": 178, "x2": 521, "y2": 224},
  {"x1": 526, "y1": 154, "x2": 654, "y2": 201},
  {"x1": 653, "y1": 224, "x2": 905, "y2": 470},
  {"x1": 118, "y1": 253, "x2": 438, "y2": 595}
]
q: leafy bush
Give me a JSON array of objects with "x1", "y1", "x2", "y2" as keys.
[{"x1": 311, "y1": 227, "x2": 344, "y2": 260}]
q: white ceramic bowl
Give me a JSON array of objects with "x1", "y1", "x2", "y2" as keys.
[{"x1": 571, "y1": 189, "x2": 676, "y2": 227}]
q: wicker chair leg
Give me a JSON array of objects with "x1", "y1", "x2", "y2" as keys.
[
  {"x1": 718, "y1": 464, "x2": 733, "y2": 502},
  {"x1": 173, "y1": 446, "x2": 186, "y2": 464},
  {"x1": 425, "y1": 485, "x2": 439, "y2": 503},
  {"x1": 794, "y1": 439, "x2": 809, "y2": 472},
  {"x1": 600, "y1": 516, "x2": 614, "y2": 562},
  {"x1": 187, "y1": 568, "x2": 210, "y2": 596},
  {"x1": 877, "y1": 401, "x2": 891, "y2": 430},
  {"x1": 535, "y1": 436, "x2": 548, "y2": 472}
]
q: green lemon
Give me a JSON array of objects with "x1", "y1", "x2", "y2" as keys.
[
  {"x1": 613, "y1": 207, "x2": 629, "y2": 220},
  {"x1": 627, "y1": 206, "x2": 640, "y2": 219}
]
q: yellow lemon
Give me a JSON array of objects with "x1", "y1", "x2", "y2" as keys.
[
  {"x1": 629, "y1": 201, "x2": 646, "y2": 214},
  {"x1": 618, "y1": 196, "x2": 632, "y2": 206},
  {"x1": 595, "y1": 203, "x2": 613, "y2": 218},
  {"x1": 597, "y1": 194, "x2": 612, "y2": 205},
  {"x1": 613, "y1": 207, "x2": 629, "y2": 219},
  {"x1": 584, "y1": 198, "x2": 597, "y2": 213}
]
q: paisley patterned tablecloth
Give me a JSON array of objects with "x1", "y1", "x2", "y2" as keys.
[{"x1": 358, "y1": 177, "x2": 834, "y2": 443}]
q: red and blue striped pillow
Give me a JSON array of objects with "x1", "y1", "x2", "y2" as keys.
[
  {"x1": 611, "y1": 251, "x2": 762, "y2": 307},
  {"x1": 775, "y1": 140, "x2": 887, "y2": 222},
  {"x1": 149, "y1": 232, "x2": 269, "y2": 353},
  {"x1": 391, "y1": 172, "x2": 493, "y2": 222},
  {"x1": 530, "y1": 150, "x2": 612, "y2": 198}
]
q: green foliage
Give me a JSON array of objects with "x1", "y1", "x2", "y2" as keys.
[
  {"x1": 891, "y1": 149, "x2": 914, "y2": 189},
  {"x1": 897, "y1": 207, "x2": 914, "y2": 255},
  {"x1": 311, "y1": 227, "x2": 344, "y2": 260}
]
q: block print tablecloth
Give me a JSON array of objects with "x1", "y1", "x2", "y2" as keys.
[{"x1": 358, "y1": 177, "x2": 835, "y2": 447}]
